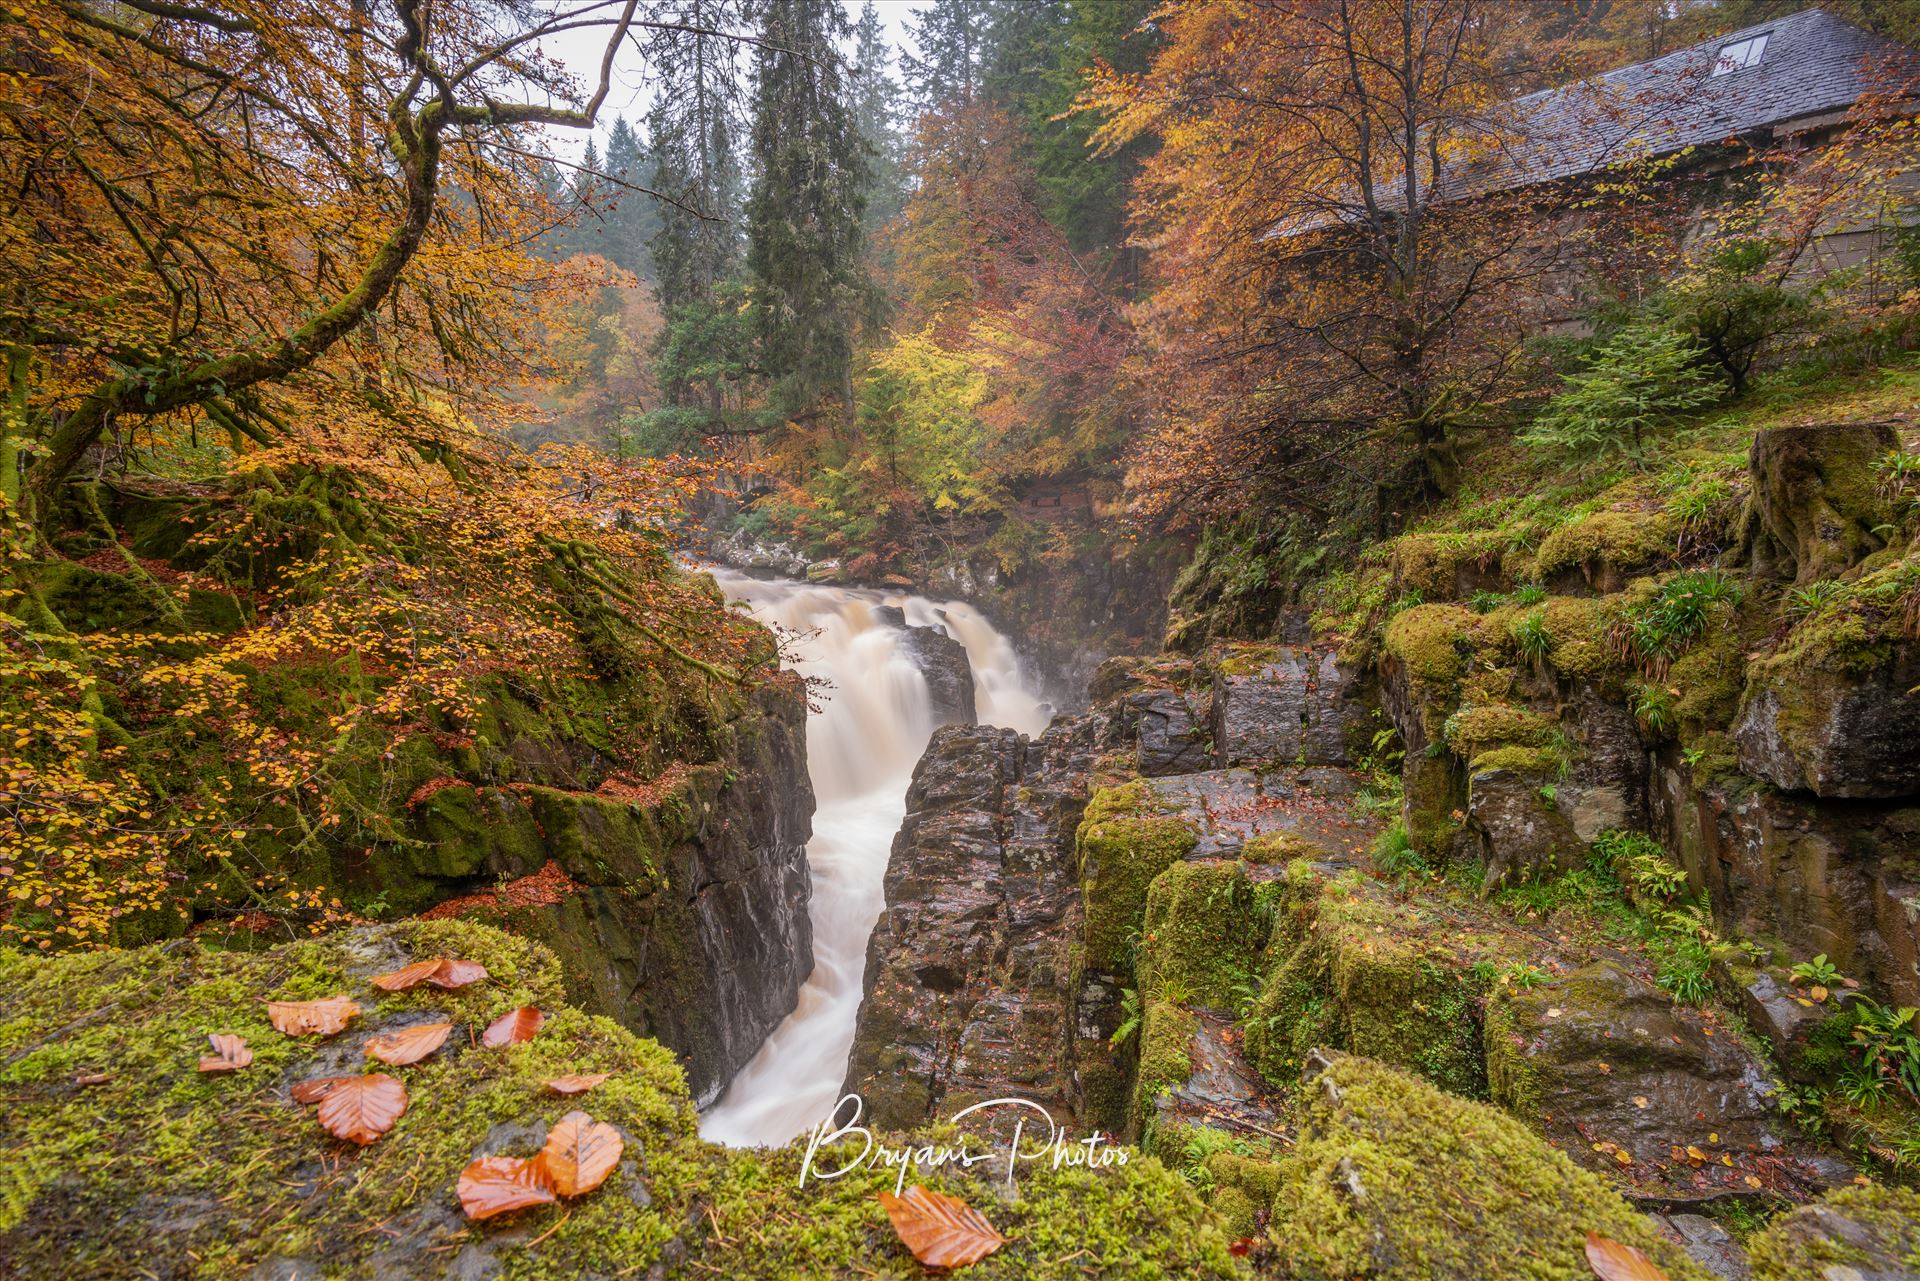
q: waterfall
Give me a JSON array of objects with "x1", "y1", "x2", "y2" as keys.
[{"x1": 698, "y1": 571, "x2": 1051, "y2": 1147}]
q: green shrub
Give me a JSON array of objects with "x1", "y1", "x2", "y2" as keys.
[
  {"x1": 1521, "y1": 323, "x2": 1723, "y2": 458},
  {"x1": 1661, "y1": 237, "x2": 1816, "y2": 395},
  {"x1": 1626, "y1": 570, "x2": 1742, "y2": 666}
]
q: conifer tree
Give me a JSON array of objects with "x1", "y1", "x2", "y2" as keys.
[
  {"x1": 746, "y1": 0, "x2": 870, "y2": 418},
  {"x1": 646, "y1": 0, "x2": 747, "y2": 311},
  {"x1": 902, "y1": 0, "x2": 991, "y2": 115},
  {"x1": 851, "y1": 0, "x2": 908, "y2": 231}
]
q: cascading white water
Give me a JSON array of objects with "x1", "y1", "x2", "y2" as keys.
[{"x1": 698, "y1": 571, "x2": 1051, "y2": 1148}]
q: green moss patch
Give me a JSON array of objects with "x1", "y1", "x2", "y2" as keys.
[
  {"x1": 1747, "y1": 1183, "x2": 1920, "y2": 1281},
  {"x1": 1076, "y1": 783, "x2": 1200, "y2": 973}
]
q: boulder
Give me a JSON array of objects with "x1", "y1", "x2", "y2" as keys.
[
  {"x1": 1734, "y1": 968, "x2": 1862, "y2": 1085},
  {"x1": 1132, "y1": 687, "x2": 1210, "y2": 775},
  {"x1": 1740, "y1": 420, "x2": 1898, "y2": 586},
  {"x1": 1466, "y1": 764, "x2": 1584, "y2": 887},
  {"x1": 1210, "y1": 645, "x2": 1367, "y2": 768},
  {"x1": 1485, "y1": 960, "x2": 1850, "y2": 1203},
  {"x1": 1746, "y1": 1183, "x2": 1920, "y2": 1281},
  {"x1": 1650, "y1": 1214, "x2": 1752, "y2": 1281},
  {"x1": 1733, "y1": 643, "x2": 1920, "y2": 798},
  {"x1": 892, "y1": 616, "x2": 978, "y2": 727}
]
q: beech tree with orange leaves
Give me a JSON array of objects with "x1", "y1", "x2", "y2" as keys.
[
  {"x1": 1084, "y1": 0, "x2": 1675, "y2": 528},
  {"x1": 0, "y1": 2, "x2": 782, "y2": 951}
]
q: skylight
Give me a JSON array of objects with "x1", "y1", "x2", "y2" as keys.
[{"x1": 1712, "y1": 33, "x2": 1770, "y2": 75}]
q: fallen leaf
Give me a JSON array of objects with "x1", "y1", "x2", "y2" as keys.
[
  {"x1": 482, "y1": 1006, "x2": 543, "y2": 1048},
  {"x1": 877, "y1": 1184, "x2": 1007, "y2": 1269},
  {"x1": 198, "y1": 1033, "x2": 253, "y2": 1073},
  {"x1": 457, "y1": 1155, "x2": 557, "y2": 1221},
  {"x1": 1632, "y1": 1096, "x2": 1649, "y2": 1109},
  {"x1": 429, "y1": 959, "x2": 489, "y2": 989},
  {"x1": 365, "y1": 1022, "x2": 453, "y2": 1067},
  {"x1": 74, "y1": 1072, "x2": 110, "y2": 1087},
  {"x1": 267, "y1": 996, "x2": 361, "y2": 1037},
  {"x1": 1585, "y1": 1231, "x2": 1670, "y2": 1281},
  {"x1": 1228, "y1": 1237, "x2": 1255, "y2": 1257},
  {"x1": 1810, "y1": 985, "x2": 1829, "y2": 1003},
  {"x1": 1613, "y1": 1148, "x2": 1633, "y2": 1167},
  {"x1": 370, "y1": 959, "x2": 445, "y2": 992},
  {"x1": 291, "y1": 1076, "x2": 355, "y2": 1104},
  {"x1": 541, "y1": 1110, "x2": 622, "y2": 1197},
  {"x1": 1744, "y1": 1175, "x2": 1763, "y2": 1188},
  {"x1": 545, "y1": 1073, "x2": 610, "y2": 1095},
  {"x1": 316, "y1": 1074, "x2": 408, "y2": 1145}
]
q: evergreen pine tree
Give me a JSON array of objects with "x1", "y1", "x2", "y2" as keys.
[
  {"x1": 646, "y1": 0, "x2": 747, "y2": 311},
  {"x1": 746, "y1": 0, "x2": 869, "y2": 418},
  {"x1": 600, "y1": 117, "x2": 657, "y2": 278},
  {"x1": 850, "y1": 0, "x2": 907, "y2": 231},
  {"x1": 902, "y1": 0, "x2": 990, "y2": 115}
]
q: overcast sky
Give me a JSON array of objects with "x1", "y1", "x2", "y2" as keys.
[{"x1": 540, "y1": 1, "x2": 917, "y2": 158}]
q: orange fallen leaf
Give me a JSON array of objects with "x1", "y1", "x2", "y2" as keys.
[
  {"x1": 370, "y1": 959, "x2": 445, "y2": 992},
  {"x1": 267, "y1": 996, "x2": 361, "y2": 1037},
  {"x1": 291, "y1": 1076, "x2": 355, "y2": 1104},
  {"x1": 365, "y1": 1022, "x2": 453, "y2": 1067},
  {"x1": 457, "y1": 1155, "x2": 557, "y2": 1221},
  {"x1": 545, "y1": 1073, "x2": 610, "y2": 1095},
  {"x1": 198, "y1": 1033, "x2": 253, "y2": 1073},
  {"x1": 877, "y1": 1184, "x2": 1007, "y2": 1269},
  {"x1": 1585, "y1": 1231, "x2": 1670, "y2": 1281},
  {"x1": 429, "y1": 958, "x2": 489, "y2": 989},
  {"x1": 481, "y1": 1006, "x2": 543, "y2": 1048},
  {"x1": 316, "y1": 1074, "x2": 408, "y2": 1145},
  {"x1": 541, "y1": 1110, "x2": 622, "y2": 1197}
]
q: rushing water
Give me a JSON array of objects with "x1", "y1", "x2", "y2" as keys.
[{"x1": 697, "y1": 572, "x2": 1051, "y2": 1148}]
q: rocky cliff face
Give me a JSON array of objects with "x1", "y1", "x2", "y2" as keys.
[{"x1": 406, "y1": 678, "x2": 814, "y2": 1106}]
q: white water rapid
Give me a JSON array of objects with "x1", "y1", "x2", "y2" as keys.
[{"x1": 697, "y1": 571, "x2": 1051, "y2": 1148}]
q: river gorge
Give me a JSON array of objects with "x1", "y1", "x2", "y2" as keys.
[{"x1": 698, "y1": 572, "x2": 1051, "y2": 1147}]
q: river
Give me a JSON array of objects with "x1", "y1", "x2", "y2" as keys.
[{"x1": 697, "y1": 572, "x2": 1051, "y2": 1147}]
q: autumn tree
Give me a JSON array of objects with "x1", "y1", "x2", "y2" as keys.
[{"x1": 1086, "y1": 0, "x2": 1666, "y2": 526}]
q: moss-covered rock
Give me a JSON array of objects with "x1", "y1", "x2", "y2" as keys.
[
  {"x1": 1382, "y1": 604, "x2": 1481, "y2": 706},
  {"x1": 1242, "y1": 864, "x2": 1489, "y2": 1097},
  {"x1": 1137, "y1": 861, "x2": 1266, "y2": 1007},
  {"x1": 1129, "y1": 999, "x2": 1199, "y2": 1136},
  {"x1": 0, "y1": 922, "x2": 1254, "y2": 1279},
  {"x1": 1076, "y1": 782, "x2": 1200, "y2": 973},
  {"x1": 1740, "y1": 420, "x2": 1898, "y2": 586},
  {"x1": 1535, "y1": 504, "x2": 1681, "y2": 592},
  {"x1": 1265, "y1": 1054, "x2": 1714, "y2": 1279},
  {"x1": 1747, "y1": 1182, "x2": 1920, "y2": 1280}
]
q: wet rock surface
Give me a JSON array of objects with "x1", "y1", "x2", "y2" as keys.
[
  {"x1": 1487, "y1": 960, "x2": 1850, "y2": 1204},
  {"x1": 887, "y1": 610, "x2": 979, "y2": 727},
  {"x1": 1734, "y1": 643, "x2": 1920, "y2": 799}
]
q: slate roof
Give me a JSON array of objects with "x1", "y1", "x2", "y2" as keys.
[{"x1": 1448, "y1": 7, "x2": 1920, "y2": 200}]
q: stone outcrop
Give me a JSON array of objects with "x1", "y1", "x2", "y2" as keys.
[
  {"x1": 1210, "y1": 645, "x2": 1364, "y2": 767},
  {"x1": 875, "y1": 605, "x2": 978, "y2": 727},
  {"x1": 1486, "y1": 960, "x2": 1850, "y2": 1203},
  {"x1": 1739, "y1": 420, "x2": 1898, "y2": 586},
  {"x1": 406, "y1": 680, "x2": 814, "y2": 1107},
  {"x1": 841, "y1": 717, "x2": 1095, "y2": 1128},
  {"x1": 1733, "y1": 641, "x2": 1920, "y2": 798}
]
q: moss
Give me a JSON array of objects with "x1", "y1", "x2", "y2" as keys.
[
  {"x1": 1130, "y1": 1000, "x2": 1199, "y2": 1136},
  {"x1": 1747, "y1": 1183, "x2": 1920, "y2": 1280},
  {"x1": 1137, "y1": 861, "x2": 1265, "y2": 1007},
  {"x1": 1265, "y1": 1056, "x2": 1714, "y2": 1279},
  {"x1": 0, "y1": 921, "x2": 1253, "y2": 1279},
  {"x1": 1468, "y1": 745, "x2": 1557, "y2": 774},
  {"x1": 1382, "y1": 604, "x2": 1482, "y2": 699},
  {"x1": 1535, "y1": 506, "x2": 1681, "y2": 585},
  {"x1": 1215, "y1": 643, "x2": 1283, "y2": 677},
  {"x1": 1668, "y1": 619, "x2": 1748, "y2": 735},
  {"x1": 1242, "y1": 831, "x2": 1324, "y2": 864},
  {"x1": 1402, "y1": 753, "x2": 1463, "y2": 856},
  {"x1": 1541, "y1": 595, "x2": 1617, "y2": 679},
  {"x1": 1443, "y1": 702, "x2": 1554, "y2": 759},
  {"x1": 1076, "y1": 783, "x2": 1199, "y2": 973},
  {"x1": 1482, "y1": 992, "x2": 1544, "y2": 1120},
  {"x1": 1389, "y1": 529, "x2": 1514, "y2": 600},
  {"x1": 1210, "y1": 1185, "x2": 1257, "y2": 1238},
  {"x1": 1241, "y1": 869, "x2": 1489, "y2": 1096}
]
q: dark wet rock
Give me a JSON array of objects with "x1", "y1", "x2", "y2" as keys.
[
  {"x1": 1734, "y1": 643, "x2": 1920, "y2": 798},
  {"x1": 1141, "y1": 767, "x2": 1374, "y2": 862},
  {"x1": 1210, "y1": 646, "x2": 1368, "y2": 768},
  {"x1": 1747, "y1": 1183, "x2": 1920, "y2": 1281},
  {"x1": 1734, "y1": 969, "x2": 1862, "y2": 1085},
  {"x1": 1486, "y1": 960, "x2": 1850, "y2": 1204},
  {"x1": 1466, "y1": 764, "x2": 1584, "y2": 887},
  {"x1": 1133, "y1": 688, "x2": 1211, "y2": 775},
  {"x1": 1652, "y1": 756, "x2": 1920, "y2": 1007},
  {"x1": 1652, "y1": 1213, "x2": 1752, "y2": 1280},
  {"x1": 841, "y1": 715, "x2": 1096, "y2": 1129},
  {"x1": 893, "y1": 616, "x2": 978, "y2": 727},
  {"x1": 1146, "y1": 1008, "x2": 1279, "y2": 1137},
  {"x1": 1740, "y1": 421, "x2": 1897, "y2": 586}
]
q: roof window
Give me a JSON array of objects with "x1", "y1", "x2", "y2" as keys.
[{"x1": 1712, "y1": 33, "x2": 1769, "y2": 75}]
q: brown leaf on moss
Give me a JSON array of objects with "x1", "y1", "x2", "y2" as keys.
[
  {"x1": 428, "y1": 958, "x2": 488, "y2": 989},
  {"x1": 481, "y1": 1006, "x2": 543, "y2": 1048},
  {"x1": 540, "y1": 1110, "x2": 622, "y2": 1197},
  {"x1": 316, "y1": 1074, "x2": 407, "y2": 1145},
  {"x1": 1585, "y1": 1232, "x2": 1670, "y2": 1281},
  {"x1": 197, "y1": 1033, "x2": 253, "y2": 1073},
  {"x1": 364, "y1": 1022, "x2": 453, "y2": 1067},
  {"x1": 290, "y1": 1076, "x2": 355, "y2": 1104},
  {"x1": 369, "y1": 959, "x2": 444, "y2": 992},
  {"x1": 544, "y1": 1073, "x2": 610, "y2": 1096},
  {"x1": 877, "y1": 1184, "x2": 1007, "y2": 1269},
  {"x1": 267, "y1": 996, "x2": 361, "y2": 1037},
  {"x1": 457, "y1": 1155, "x2": 557, "y2": 1221}
]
